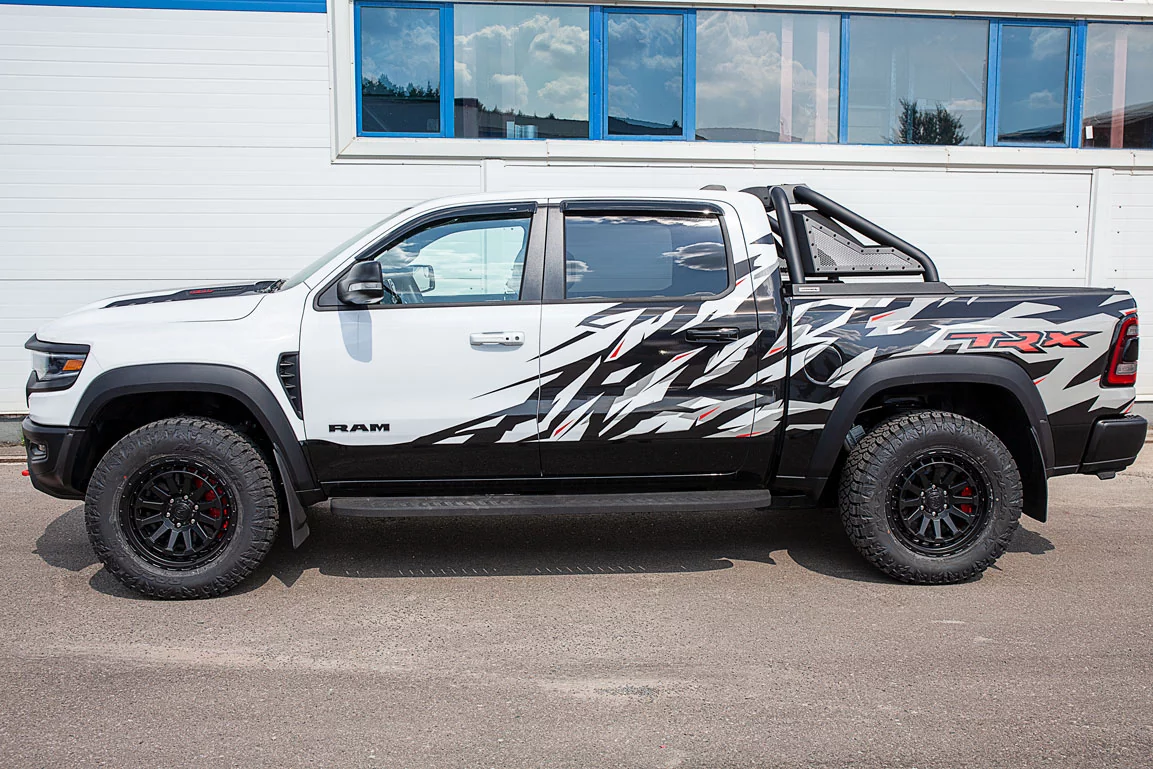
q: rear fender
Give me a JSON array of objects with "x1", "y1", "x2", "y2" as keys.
[{"x1": 803, "y1": 355, "x2": 1054, "y2": 521}]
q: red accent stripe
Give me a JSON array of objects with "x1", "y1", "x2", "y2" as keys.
[
  {"x1": 735, "y1": 432, "x2": 761, "y2": 438},
  {"x1": 1033, "y1": 377, "x2": 1045, "y2": 385},
  {"x1": 869, "y1": 311, "x2": 894, "y2": 323},
  {"x1": 608, "y1": 340, "x2": 625, "y2": 360},
  {"x1": 672, "y1": 351, "x2": 693, "y2": 362},
  {"x1": 698, "y1": 407, "x2": 720, "y2": 421},
  {"x1": 769, "y1": 345, "x2": 785, "y2": 355}
]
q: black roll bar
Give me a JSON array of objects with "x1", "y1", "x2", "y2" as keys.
[
  {"x1": 768, "y1": 186, "x2": 809, "y2": 286},
  {"x1": 750, "y1": 184, "x2": 940, "y2": 284},
  {"x1": 791, "y1": 186, "x2": 939, "y2": 282}
]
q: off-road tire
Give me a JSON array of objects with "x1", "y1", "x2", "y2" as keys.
[
  {"x1": 839, "y1": 410, "x2": 1023, "y2": 584},
  {"x1": 85, "y1": 417, "x2": 279, "y2": 599}
]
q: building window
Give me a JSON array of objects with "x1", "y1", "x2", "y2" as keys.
[
  {"x1": 605, "y1": 11, "x2": 687, "y2": 138},
  {"x1": 695, "y1": 11, "x2": 839, "y2": 142},
  {"x1": 1083, "y1": 24, "x2": 1153, "y2": 149},
  {"x1": 454, "y1": 4, "x2": 590, "y2": 139},
  {"x1": 995, "y1": 24, "x2": 1072, "y2": 145},
  {"x1": 846, "y1": 16, "x2": 988, "y2": 145},
  {"x1": 358, "y1": 4, "x2": 445, "y2": 136}
]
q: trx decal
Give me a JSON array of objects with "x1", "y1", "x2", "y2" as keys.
[
  {"x1": 329, "y1": 423, "x2": 390, "y2": 433},
  {"x1": 944, "y1": 330, "x2": 1096, "y2": 354}
]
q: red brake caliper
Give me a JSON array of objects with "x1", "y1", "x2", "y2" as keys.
[{"x1": 959, "y1": 486, "x2": 974, "y2": 515}]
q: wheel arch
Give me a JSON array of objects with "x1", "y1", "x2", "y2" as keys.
[
  {"x1": 72, "y1": 363, "x2": 319, "y2": 501},
  {"x1": 808, "y1": 355, "x2": 1053, "y2": 521}
]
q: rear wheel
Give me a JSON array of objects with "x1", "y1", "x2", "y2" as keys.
[
  {"x1": 85, "y1": 417, "x2": 279, "y2": 599},
  {"x1": 839, "y1": 410, "x2": 1023, "y2": 584}
]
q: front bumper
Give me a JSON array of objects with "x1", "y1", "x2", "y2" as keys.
[
  {"x1": 21, "y1": 417, "x2": 87, "y2": 499},
  {"x1": 1079, "y1": 415, "x2": 1147, "y2": 476}
]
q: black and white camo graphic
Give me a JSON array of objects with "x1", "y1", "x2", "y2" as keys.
[{"x1": 417, "y1": 268, "x2": 1136, "y2": 451}]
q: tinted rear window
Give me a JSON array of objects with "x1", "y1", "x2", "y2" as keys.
[{"x1": 564, "y1": 214, "x2": 730, "y2": 300}]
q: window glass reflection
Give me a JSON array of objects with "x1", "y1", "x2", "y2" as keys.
[
  {"x1": 1083, "y1": 24, "x2": 1153, "y2": 149},
  {"x1": 360, "y1": 6, "x2": 442, "y2": 134},
  {"x1": 607, "y1": 13, "x2": 684, "y2": 137},
  {"x1": 997, "y1": 26, "x2": 1070, "y2": 144},
  {"x1": 847, "y1": 16, "x2": 988, "y2": 145},
  {"x1": 565, "y1": 215, "x2": 728, "y2": 299},
  {"x1": 454, "y1": 4, "x2": 590, "y2": 139},
  {"x1": 696, "y1": 11, "x2": 839, "y2": 142}
]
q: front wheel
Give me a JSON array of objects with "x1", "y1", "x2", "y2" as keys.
[
  {"x1": 85, "y1": 417, "x2": 280, "y2": 599},
  {"x1": 839, "y1": 410, "x2": 1023, "y2": 584}
]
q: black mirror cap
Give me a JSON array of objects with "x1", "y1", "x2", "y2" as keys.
[{"x1": 337, "y1": 261, "x2": 384, "y2": 305}]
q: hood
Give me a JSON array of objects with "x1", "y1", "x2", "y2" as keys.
[{"x1": 35, "y1": 281, "x2": 277, "y2": 345}]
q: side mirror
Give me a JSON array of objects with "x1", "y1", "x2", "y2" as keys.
[
  {"x1": 411, "y1": 264, "x2": 436, "y2": 293},
  {"x1": 337, "y1": 261, "x2": 385, "y2": 305}
]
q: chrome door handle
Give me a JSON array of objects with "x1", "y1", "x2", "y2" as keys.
[{"x1": 470, "y1": 331, "x2": 525, "y2": 347}]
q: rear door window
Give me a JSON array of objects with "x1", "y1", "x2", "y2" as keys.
[{"x1": 563, "y1": 213, "x2": 730, "y2": 300}]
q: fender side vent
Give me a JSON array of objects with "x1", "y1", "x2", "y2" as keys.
[{"x1": 277, "y1": 352, "x2": 303, "y2": 419}]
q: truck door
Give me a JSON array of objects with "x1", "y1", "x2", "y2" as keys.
[
  {"x1": 299, "y1": 203, "x2": 545, "y2": 485},
  {"x1": 537, "y1": 200, "x2": 761, "y2": 478}
]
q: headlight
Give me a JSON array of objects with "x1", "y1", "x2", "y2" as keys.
[{"x1": 26, "y1": 337, "x2": 90, "y2": 393}]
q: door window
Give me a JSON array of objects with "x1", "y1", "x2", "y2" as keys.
[
  {"x1": 375, "y1": 214, "x2": 532, "y2": 303},
  {"x1": 563, "y1": 213, "x2": 730, "y2": 299}
]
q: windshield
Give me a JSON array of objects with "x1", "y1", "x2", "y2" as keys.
[{"x1": 279, "y1": 213, "x2": 405, "y2": 290}]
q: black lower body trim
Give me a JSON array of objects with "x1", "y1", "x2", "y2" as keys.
[
  {"x1": 21, "y1": 417, "x2": 86, "y2": 499},
  {"x1": 1078, "y1": 415, "x2": 1147, "y2": 475},
  {"x1": 330, "y1": 489, "x2": 773, "y2": 518}
]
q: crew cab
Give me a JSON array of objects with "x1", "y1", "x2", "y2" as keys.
[{"x1": 22, "y1": 185, "x2": 1147, "y2": 598}]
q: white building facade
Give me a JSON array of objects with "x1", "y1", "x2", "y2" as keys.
[{"x1": 2, "y1": 0, "x2": 1153, "y2": 414}]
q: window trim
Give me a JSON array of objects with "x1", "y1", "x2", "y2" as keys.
[{"x1": 545, "y1": 201, "x2": 736, "y2": 304}]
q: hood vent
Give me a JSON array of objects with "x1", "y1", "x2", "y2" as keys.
[{"x1": 277, "y1": 352, "x2": 303, "y2": 419}]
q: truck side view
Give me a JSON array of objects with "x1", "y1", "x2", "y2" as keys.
[{"x1": 21, "y1": 185, "x2": 1147, "y2": 598}]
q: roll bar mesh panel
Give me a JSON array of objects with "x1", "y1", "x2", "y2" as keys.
[{"x1": 740, "y1": 185, "x2": 940, "y2": 284}]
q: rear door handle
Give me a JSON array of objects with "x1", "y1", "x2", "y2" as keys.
[
  {"x1": 470, "y1": 331, "x2": 525, "y2": 347},
  {"x1": 685, "y1": 327, "x2": 740, "y2": 344}
]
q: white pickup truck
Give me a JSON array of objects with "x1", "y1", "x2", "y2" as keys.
[{"x1": 22, "y1": 185, "x2": 1146, "y2": 598}]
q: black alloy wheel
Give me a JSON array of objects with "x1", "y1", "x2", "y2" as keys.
[
  {"x1": 120, "y1": 458, "x2": 236, "y2": 569},
  {"x1": 888, "y1": 452, "x2": 991, "y2": 557}
]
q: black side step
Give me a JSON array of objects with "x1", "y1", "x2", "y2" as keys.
[{"x1": 329, "y1": 490, "x2": 773, "y2": 518}]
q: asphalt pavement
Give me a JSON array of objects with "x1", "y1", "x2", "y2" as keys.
[{"x1": 1, "y1": 456, "x2": 1151, "y2": 768}]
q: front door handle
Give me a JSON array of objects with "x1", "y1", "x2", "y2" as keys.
[
  {"x1": 470, "y1": 331, "x2": 525, "y2": 347},
  {"x1": 685, "y1": 327, "x2": 740, "y2": 344}
]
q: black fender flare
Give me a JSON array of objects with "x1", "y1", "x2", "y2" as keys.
[
  {"x1": 806, "y1": 354, "x2": 1054, "y2": 519},
  {"x1": 73, "y1": 363, "x2": 320, "y2": 499}
]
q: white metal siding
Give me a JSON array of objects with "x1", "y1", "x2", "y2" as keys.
[
  {"x1": 1, "y1": 3, "x2": 1152, "y2": 412},
  {"x1": 1112, "y1": 171, "x2": 1153, "y2": 397},
  {"x1": 0, "y1": 4, "x2": 484, "y2": 411}
]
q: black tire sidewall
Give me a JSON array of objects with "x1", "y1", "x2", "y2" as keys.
[
  {"x1": 86, "y1": 419, "x2": 278, "y2": 597},
  {"x1": 841, "y1": 412, "x2": 1023, "y2": 582}
]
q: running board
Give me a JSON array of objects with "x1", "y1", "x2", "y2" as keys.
[{"x1": 328, "y1": 490, "x2": 773, "y2": 518}]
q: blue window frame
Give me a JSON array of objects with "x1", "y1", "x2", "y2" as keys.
[
  {"x1": 356, "y1": 1, "x2": 453, "y2": 137},
  {"x1": 987, "y1": 20, "x2": 1078, "y2": 147},
  {"x1": 598, "y1": 7, "x2": 694, "y2": 140},
  {"x1": 348, "y1": 2, "x2": 1148, "y2": 150}
]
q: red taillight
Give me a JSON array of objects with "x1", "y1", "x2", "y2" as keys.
[{"x1": 1103, "y1": 314, "x2": 1139, "y2": 387}]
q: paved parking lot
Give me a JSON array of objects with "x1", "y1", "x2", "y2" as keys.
[{"x1": 1, "y1": 455, "x2": 1151, "y2": 769}]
